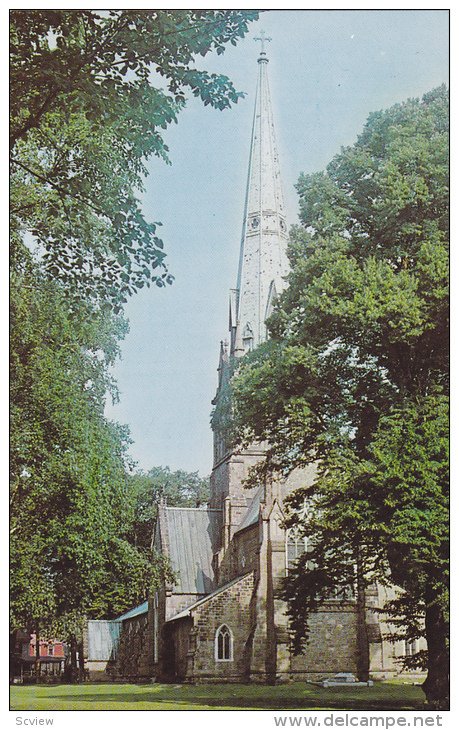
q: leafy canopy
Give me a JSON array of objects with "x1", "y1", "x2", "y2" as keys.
[
  {"x1": 10, "y1": 10, "x2": 257, "y2": 638},
  {"x1": 127, "y1": 466, "x2": 210, "y2": 550},
  {"x1": 10, "y1": 266, "x2": 154, "y2": 629},
  {"x1": 10, "y1": 9, "x2": 259, "y2": 309}
]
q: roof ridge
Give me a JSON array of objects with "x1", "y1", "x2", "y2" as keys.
[
  {"x1": 163, "y1": 505, "x2": 222, "y2": 512},
  {"x1": 115, "y1": 599, "x2": 149, "y2": 622},
  {"x1": 166, "y1": 572, "x2": 254, "y2": 622}
]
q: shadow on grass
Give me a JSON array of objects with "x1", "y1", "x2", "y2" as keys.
[{"x1": 39, "y1": 684, "x2": 426, "y2": 711}]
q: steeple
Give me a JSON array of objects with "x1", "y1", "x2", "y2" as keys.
[{"x1": 230, "y1": 36, "x2": 289, "y2": 356}]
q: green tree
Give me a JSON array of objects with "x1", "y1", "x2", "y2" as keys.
[
  {"x1": 10, "y1": 268, "x2": 152, "y2": 627},
  {"x1": 231, "y1": 87, "x2": 449, "y2": 706},
  {"x1": 10, "y1": 9, "x2": 257, "y2": 658},
  {"x1": 10, "y1": 265, "x2": 178, "y2": 677},
  {"x1": 10, "y1": 9, "x2": 259, "y2": 308}
]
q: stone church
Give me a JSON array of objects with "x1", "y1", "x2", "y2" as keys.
[
  {"x1": 148, "y1": 44, "x2": 419, "y2": 684},
  {"x1": 85, "y1": 44, "x2": 424, "y2": 684}
]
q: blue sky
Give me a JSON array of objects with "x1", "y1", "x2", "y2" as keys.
[{"x1": 105, "y1": 9, "x2": 449, "y2": 476}]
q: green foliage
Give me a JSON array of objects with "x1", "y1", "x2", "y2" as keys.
[
  {"x1": 10, "y1": 263, "x2": 209, "y2": 631},
  {"x1": 210, "y1": 356, "x2": 237, "y2": 446},
  {"x1": 232, "y1": 87, "x2": 449, "y2": 702},
  {"x1": 10, "y1": 268, "x2": 157, "y2": 631},
  {"x1": 10, "y1": 9, "x2": 257, "y2": 642},
  {"x1": 10, "y1": 9, "x2": 259, "y2": 309}
]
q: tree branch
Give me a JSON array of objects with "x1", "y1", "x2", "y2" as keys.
[{"x1": 10, "y1": 157, "x2": 109, "y2": 219}]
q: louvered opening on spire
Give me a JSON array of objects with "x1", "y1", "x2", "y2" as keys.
[{"x1": 231, "y1": 41, "x2": 289, "y2": 355}]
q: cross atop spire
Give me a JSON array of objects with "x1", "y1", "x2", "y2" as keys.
[
  {"x1": 228, "y1": 36, "x2": 288, "y2": 355},
  {"x1": 254, "y1": 30, "x2": 272, "y2": 58}
]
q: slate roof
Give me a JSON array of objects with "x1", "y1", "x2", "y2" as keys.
[
  {"x1": 159, "y1": 506, "x2": 222, "y2": 594},
  {"x1": 235, "y1": 485, "x2": 263, "y2": 533}
]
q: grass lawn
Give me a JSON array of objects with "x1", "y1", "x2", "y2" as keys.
[{"x1": 10, "y1": 681, "x2": 426, "y2": 711}]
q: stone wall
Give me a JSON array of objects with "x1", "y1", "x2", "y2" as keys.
[
  {"x1": 289, "y1": 603, "x2": 359, "y2": 680},
  {"x1": 217, "y1": 523, "x2": 260, "y2": 586},
  {"x1": 172, "y1": 572, "x2": 255, "y2": 683},
  {"x1": 165, "y1": 592, "x2": 207, "y2": 621},
  {"x1": 366, "y1": 583, "x2": 428, "y2": 679},
  {"x1": 234, "y1": 525, "x2": 260, "y2": 577},
  {"x1": 116, "y1": 613, "x2": 152, "y2": 680},
  {"x1": 210, "y1": 449, "x2": 263, "y2": 509}
]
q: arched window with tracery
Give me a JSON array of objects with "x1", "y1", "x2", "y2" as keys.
[
  {"x1": 215, "y1": 624, "x2": 233, "y2": 662},
  {"x1": 286, "y1": 529, "x2": 311, "y2": 573},
  {"x1": 286, "y1": 528, "x2": 354, "y2": 600},
  {"x1": 242, "y1": 323, "x2": 254, "y2": 353}
]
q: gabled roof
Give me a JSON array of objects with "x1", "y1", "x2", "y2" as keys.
[
  {"x1": 158, "y1": 506, "x2": 222, "y2": 594},
  {"x1": 235, "y1": 485, "x2": 263, "y2": 534},
  {"x1": 166, "y1": 573, "x2": 252, "y2": 622}
]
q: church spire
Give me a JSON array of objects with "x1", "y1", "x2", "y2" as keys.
[{"x1": 230, "y1": 36, "x2": 289, "y2": 356}]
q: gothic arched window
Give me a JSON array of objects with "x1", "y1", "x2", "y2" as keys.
[
  {"x1": 215, "y1": 624, "x2": 233, "y2": 662},
  {"x1": 286, "y1": 529, "x2": 354, "y2": 600},
  {"x1": 265, "y1": 280, "x2": 278, "y2": 323},
  {"x1": 242, "y1": 323, "x2": 254, "y2": 353},
  {"x1": 264, "y1": 280, "x2": 279, "y2": 340},
  {"x1": 286, "y1": 531, "x2": 310, "y2": 572}
]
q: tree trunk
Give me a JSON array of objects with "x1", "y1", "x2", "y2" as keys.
[
  {"x1": 35, "y1": 620, "x2": 40, "y2": 681},
  {"x1": 355, "y1": 550, "x2": 370, "y2": 681},
  {"x1": 70, "y1": 635, "x2": 78, "y2": 683},
  {"x1": 422, "y1": 588, "x2": 449, "y2": 709},
  {"x1": 78, "y1": 640, "x2": 85, "y2": 682}
]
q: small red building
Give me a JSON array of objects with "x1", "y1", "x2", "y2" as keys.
[{"x1": 10, "y1": 631, "x2": 67, "y2": 681}]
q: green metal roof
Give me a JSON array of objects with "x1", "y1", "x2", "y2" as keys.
[{"x1": 116, "y1": 600, "x2": 148, "y2": 622}]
